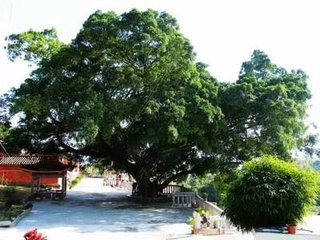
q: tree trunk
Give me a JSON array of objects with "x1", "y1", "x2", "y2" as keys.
[
  {"x1": 130, "y1": 168, "x2": 164, "y2": 198},
  {"x1": 136, "y1": 178, "x2": 161, "y2": 198}
]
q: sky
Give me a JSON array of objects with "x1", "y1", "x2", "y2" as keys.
[{"x1": 0, "y1": 0, "x2": 319, "y2": 134}]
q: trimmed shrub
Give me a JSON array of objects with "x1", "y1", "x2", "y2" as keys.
[{"x1": 223, "y1": 155, "x2": 319, "y2": 232}]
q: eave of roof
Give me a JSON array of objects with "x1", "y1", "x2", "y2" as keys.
[{"x1": 0, "y1": 156, "x2": 41, "y2": 165}]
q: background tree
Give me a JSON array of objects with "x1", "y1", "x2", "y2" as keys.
[
  {"x1": 180, "y1": 50, "x2": 312, "y2": 204},
  {"x1": 0, "y1": 95, "x2": 11, "y2": 142},
  {"x1": 218, "y1": 50, "x2": 311, "y2": 161},
  {"x1": 5, "y1": 10, "x2": 312, "y2": 197}
]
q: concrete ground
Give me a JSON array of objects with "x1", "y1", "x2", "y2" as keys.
[
  {"x1": 9, "y1": 177, "x2": 320, "y2": 240},
  {"x1": 0, "y1": 177, "x2": 197, "y2": 240},
  {"x1": 0, "y1": 178, "x2": 196, "y2": 240}
]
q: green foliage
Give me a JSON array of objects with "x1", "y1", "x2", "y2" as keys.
[
  {"x1": 0, "y1": 205, "x2": 25, "y2": 221},
  {"x1": 69, "y1": 175, "x2": 83, "y2": 189},
  {"x1": 0, "y1": 123, "x2": 10, "y2": 140},
  {"x1": 183, "y1": 172, "x2": 236, "y2": 204},
  {"x1": 184, "y1": 173, "x2": 215, "y2": 191},
  {"x1": 0, "y1": 94, "x2": 10, "y2": 123},
  {"x1": 0, "y1": 94, "x2": 11, "y2": 141},
  {"x1": 210, "y1": 172, "x2": 237, "y2": 202},
  {"x1": 200, "y1": 191, "x2": 208, "y2": 200},
  {"x1": 5, "y1": 9, "x2": 221, "y2": 197},
  {"x1": 4, "y1": 9, "x2": 312, "y2": 197},
  {"x1": 0, "y1": 185, "x2": 30, "y2": 209},
  {"x1": 219, "y1": 50, "x2": 311, "y2": 161},
  {"x1": 0, "y1": 185, "x2": 30, "y2": 222},
  {"x1": 223, "y1": 155, "x2": 319, "y2": 232},
  {"x1": 6, "y1": 28, "x2": 65, "y2": 64},
  {"x1": 188, "y1": 207, "x2": 212, "y2": 227},
  {"x1": 1, "y1": 186, "x2": 23, "y2": 207},
  {"x1": 82, "y1": 165, "x2": 102, "y2": 176},
  {"x1": 188, "y1": 216, "x2": 195, "y2": 227},
  {"x1": 195, "y1": 207, "x2": 212, "y2": 217}
]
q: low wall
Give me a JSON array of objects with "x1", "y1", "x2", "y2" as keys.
[
  {"x1": 194, "y1": 194, "x2": 233, "y2": 229},
  {"x1": 195, "y1": 194, "x2": 223, "y2": 216}
]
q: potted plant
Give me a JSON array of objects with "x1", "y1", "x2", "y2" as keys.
[
  {"x1": 223, "y1": 155, "x2": 319, "y2": 238},
  {"x1": 188, "y1": 208, "x2": 212, "y2": 234},
  {"x1": 287, "y1": 223, "x2": 297, "y2": 234},
  {"x1": 188, "y1": 216, "x2": 196, "y2": 234}
]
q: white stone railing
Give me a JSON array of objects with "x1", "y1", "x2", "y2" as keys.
[
  {"x1": 172, "y1": 192, "x2": 196, "y2": 207},
  {"x1": 172, "y1": 191, "x2": 232, "y2": 230},
  {"x1": 195, "y1": 193, "x2": 223, "y2": 216},
  {"x1": 195, "y1": 194, "x2": 232, "y2": 229},
  {"x1": 162, "y1": 184, "x2": 182, "y2": 195}
]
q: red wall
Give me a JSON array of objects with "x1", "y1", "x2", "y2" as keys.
[{"x1": 0, "y1": 165, "x2": 57, "y2": 185}]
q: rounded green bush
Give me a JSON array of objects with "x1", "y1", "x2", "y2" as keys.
[{"x1": 223, "y1": 155, "x2": 319, "y2": 232}]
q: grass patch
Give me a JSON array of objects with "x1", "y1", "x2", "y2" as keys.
[
  {"x1": 0, "y1": 205, "x2": 25, "y2": 221},
  {"x1": 0, "y1": 185, "x2": 31, "y2": 221}
]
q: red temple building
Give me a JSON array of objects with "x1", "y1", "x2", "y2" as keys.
[{"x1": 0, "y1": 154, "x2": 79, "y2": 199}]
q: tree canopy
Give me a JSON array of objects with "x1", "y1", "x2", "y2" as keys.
[
  {"x1": 0, "y1": 95, "x2": 11, "y2": 141},
  {"x1": 219, "y1": 50, "x2": 310, "y2": 161},
  {"x1": 4, "y1": 9, "x2": 311, "y2": 197}
]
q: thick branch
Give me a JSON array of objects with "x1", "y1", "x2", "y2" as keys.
[{"x1": 160, "y1": 168, "x2": 194, "y2": 189}]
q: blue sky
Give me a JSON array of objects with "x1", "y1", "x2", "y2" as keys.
[{"x1": 0, "y1": 0, "x2": 319, "y2": 134}]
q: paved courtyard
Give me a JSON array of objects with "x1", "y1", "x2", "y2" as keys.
[
  {"x1": 0, "y1": 177, "x2": 196, "y2": 240},
  {"x1": 1, "y1": 178, "x2": 320, "y2": 240},
  {"x1": 13, "y1": 177, "x2": 320, "y2": 239}
]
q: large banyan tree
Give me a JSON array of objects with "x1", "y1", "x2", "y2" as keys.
[{"x1": 4, "y1": 9, "x2": 311, "y2": 197}]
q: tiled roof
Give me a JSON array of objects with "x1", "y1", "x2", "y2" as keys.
[
  {"x1": 0, "y1": 156, "x2": 41, "y2": 165},
  {"x1": 0, "y1": 155, "x2": 75, "y2": 172}
]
